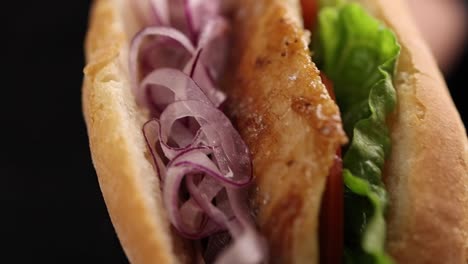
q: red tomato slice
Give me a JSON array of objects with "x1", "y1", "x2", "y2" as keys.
[
  {"x1": 300, "y1": 0, "x2": 318, "y2": 29},
  {"x1": 319, "y1": 73, "x2": 344, "y2": 264},
  {"x1": 320, "y1": 73, "x2": 336, "y2": 101}
]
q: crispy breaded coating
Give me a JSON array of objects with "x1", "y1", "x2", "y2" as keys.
[{"x1": 223, "y1": 0, "x2": 347, "y2": 263}]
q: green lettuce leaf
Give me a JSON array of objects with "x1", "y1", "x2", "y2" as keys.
[
  {"x1": 313, "y1": 3, "x2": 400, "y2": 263},
  {"x1": 319, "y1": 0, "x2": 346, "y2": 8}
]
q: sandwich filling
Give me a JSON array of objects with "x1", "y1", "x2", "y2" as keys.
[
  {"x1": 129, "y1": 0, "x2": 266, "y2": 263},
  {"x1": 127, "y1": 0, "x2": 400, "y2": 262},
  {"x1": 305, "y1": 0, "x2": 401, "y2": 263}
]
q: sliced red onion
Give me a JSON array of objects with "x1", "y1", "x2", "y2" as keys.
[
  {"x1": 178, "y1": 199, "x2": 208, "y2": 233},
  {"x1": 140, "y1": 39, "x2": 192, "y2": 79},
  {"x1": 190, "y1": 16, "x2": 231, "y2": 106},
  {"x1": 162, "y1": 126, "x2": 206, "y2": 157},
  {"x1": 169, "y1": 146, "x2": 250, "y2": 188},
  {"x1": 149, "y1": 0, "x2": 169, "y2": 25},
  {"x1": 164, "y1": 165, "x2": 222, "y2": 238},
  {"x1": 139, "y1": 68, "x2": 212, "y2": 108},
  {"x1": 215, "y1": 190, "x2": 235, "y2": 221},
  {"x1": 131, "y1": 18, "x2": 229, "y2": 108},
  {"x1": 204, "y1": 232, "x2": 232, "y2": 263},
  {"x1": 159, "y1": 100, "x2": 252, "y2": 186},
  {"x1": 193, "y1": 174, "x2": 223, "y2": 199},
  {"x1": 142, "y1": 119, "x2": 166, "y2": 180},
  {"x1": 164, "y1": 150, "x2": 229, "y2": 237},
  {"x1": 185, "y1": 0, "x2": 221, "y2": 34},
  {"x1": 184, "y1": 0, "x2": 198, "y2": 43},
  {"x1": 182, "y1": 168, "x2": 229, "y2": 227},
  {"x1": 169, "y1": 0, "x2": 191, "y2": 35},
  {"x1": 189, "y1": 17, "x2": 230, "y2": 100},
  {"x1": 197, "y1": 17, "x2": 228, "y2": 53},
  {"x1": 184, "y1": 49, "x2": 203, "y2": 78},
  {"x1": 214, "y1": 228, "x2": 268, "y2": 264},
  {"x1": 165, "y1": 149, "x2": 248, "y2": 238},
  {"x1": 130, "y1": 27, "x2": 195, "y2": 105},
  {"x1": 186, "y1": 176, "x2": 224, "y2": 209},
  {"x1": 226, "y1": 188, "x2": 255, "y2": 228},
  {"x1": 197, "y1": 17, "x2": 230, "y2": 81},
  {"x1": 144, "y1": 118, "x2": 209, "y2": 162},
  {"x1": 183, "y1": 50, "x2": 226, "y2": 107},
  {"x1": 132, "y1": 0, "x2": 160, "y2": 26},
  {"x1": 130, "y1": 1, "x2": 267, "y2": 263}
]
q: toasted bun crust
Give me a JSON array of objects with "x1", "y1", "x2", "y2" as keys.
[
  {"x1": 82, "y1": 0, "x2": 193, "y2": 263},
  {"x1": 354, "y1": 0, "x2": 468, "y2": 263},
  {"x1": 84, "y1": 0, "x2": 347, "y2": 263},
  {"x1": 83, "y1": 0, "x2": 468, "y2": 263}
]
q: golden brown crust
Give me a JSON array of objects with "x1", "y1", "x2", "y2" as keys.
[
  {"x1": 83, "y1": 0, "x2": 468, "y2": 263},
  {"x1": 82, "y1": 0, "x2": 193, "y2": 263},
  {"x1": 355, "y1": 0, "x2": 468, "y2": 263},
  {"x1": 223, "y1": 0, "x2": 347, "y2": 263}
]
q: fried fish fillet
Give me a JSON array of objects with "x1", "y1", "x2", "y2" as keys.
[{"x1": 223, "y1": 0, "x2": 347, "y2": 263}]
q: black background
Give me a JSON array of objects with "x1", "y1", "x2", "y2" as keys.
[
  {"x1": 2, "y1": 1, "x2": 466, "y2": 263},
  {"x1": 3, "y1": 1, "x2": 127, "y2": 263}
]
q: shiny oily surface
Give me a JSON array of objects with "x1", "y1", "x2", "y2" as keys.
[{"x1": 223, "y1": 0, "x2": 347, "y2": 262}]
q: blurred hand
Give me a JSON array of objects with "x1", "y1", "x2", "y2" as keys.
[{"x1": 407, "y1": 0, "x2": 467, "y2": 73}]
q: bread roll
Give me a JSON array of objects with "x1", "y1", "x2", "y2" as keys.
[
  {"x1": 353, "y1": 0, "x2": 468, "y2": 263},
  {"x1": 83, "y1": 0, "x2": 193, "y2": 263},
  {"x1": 83, "y1": 0, "x2": 468, "y2": 263}
]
